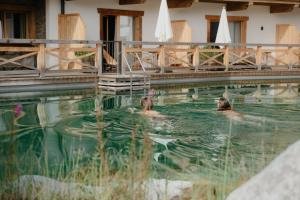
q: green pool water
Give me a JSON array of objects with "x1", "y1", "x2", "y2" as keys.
[{"x1": 1, "y1": 82, "x2": 300, "y2": 194}]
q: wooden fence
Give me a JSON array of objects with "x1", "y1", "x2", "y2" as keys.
[
  {"x1": 123, "y1": 41, "x2": 300, "y2": 73},
  {"x1": 0, "y1": 39, "x2": 300, "y2": 78},
  {"x1": 0, "y1": 39, "x2": 102, "y2": 77}
]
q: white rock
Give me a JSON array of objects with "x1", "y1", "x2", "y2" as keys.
[
  {"x1": 2, "y1": 175, "x2": 192, "y2": 200},
  {"x1": 227, "y1": 140, "x2": 300, "y2": 200}
]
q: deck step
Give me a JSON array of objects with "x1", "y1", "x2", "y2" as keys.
[
  {"x1": 98, "y1": 73, "x2": 151, "y2": 92},
  {"x1": 99, "y1": 82, "x2": 150, "y2": 86},
  {"x1": 99, "y1": 85, "x2": 149, "y2": 91}
]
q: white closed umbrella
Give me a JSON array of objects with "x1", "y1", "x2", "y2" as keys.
[
  {"x1": 155, "y1": 0, "x2": 173, "y2": 42},
  {"x1": 215, "y1": 7, "x2": 231, "y2": 44}
]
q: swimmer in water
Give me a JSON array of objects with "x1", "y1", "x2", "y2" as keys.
[
  {"x1": 139, "y1": 90, "x2": 166, "y2": 119},
  {"x1": 217, "y1": 97, "x2": 243, "y2": 121}
]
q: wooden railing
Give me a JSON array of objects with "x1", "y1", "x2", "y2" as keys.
[
  {"x1": 0, "y1": 39, "x2": 300, "y2": 78},
  {"x1": 123, "y1": 41, "x2": 300, "y2": 73},
  {"x1": 0, "y1": 39, "x2": 103, "y2": 77}
]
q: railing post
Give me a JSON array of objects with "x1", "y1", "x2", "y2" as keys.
[
  {"x1": 120, "y1": 41, "x2": 126, "y2": 75},
  {"x1": 96, "y1": 43, "x2": 102, "y2": 76},
  {"x1": 288, "y1": 46, "x2": 293, "y2": 70},
  {"x1": 256, "y1": 45, "x2": 262, "y2": 71},
  {"x1": 223, "y1": 45, "x2": 229, "y2": 71},
  {"x1": 37, "y1": 43, "x2": 45, "y2": 77},
  {"x1": 193, "y1": 46, "x2": 200, "y2": 72},
  {"x1": 158, "y1": 45, "x2": 166, "y2": 73}
]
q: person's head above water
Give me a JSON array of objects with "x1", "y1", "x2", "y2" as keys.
[
  {"x1": 217, "y1": 97, "x2": 232, "y2": 111},
  {"x1": 141, "y1": 97, "x2": 153, "y2": 111}
]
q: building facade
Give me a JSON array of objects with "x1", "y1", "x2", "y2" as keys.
[
  {"x1": 0, "y1": 0, "x2": 299, "y2": 44},
  {"x1": 45, "y1": 0, "x2": 300, "y2": 44}
]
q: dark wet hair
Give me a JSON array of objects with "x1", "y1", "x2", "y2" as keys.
[
  {"x1": 217, "y1": 97, "x2": 231, "y2": 111},
  {"x1": 141, "y1": 97, "x2": 153, "y2": 111}
]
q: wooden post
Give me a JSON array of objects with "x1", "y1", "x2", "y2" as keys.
[
  {"x1": 256, "y1": 45, "x2": 262, "y2": 71},
  {"x1": 96, "y1": 43, "x2": 102, "y2": 76},
  {"x1": 193, "y1": 46, "x2": 200, "y2": 72},
  {"x1": 121, "y1": 41, "x2": 126, "y2": 75},
  {"x1": 158, "y1": 45, "x2": 166, "y2": 73},
  {"x1": 37, "y1": 43, "x2": 45, "y2": 77},
  {"x1": 288, "y1": 46, "x2": 293, "y2": 70},
  {"x1": 223, "y1": 45, "x2": 229, "y2": 71}
]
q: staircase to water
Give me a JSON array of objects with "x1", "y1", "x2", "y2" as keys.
[
  {"x1": 98, "y1": 72, "x2": 151, "y2": 92},
  {"x1": 99, "y1": 53, "x2": 151, "y2": 92}
]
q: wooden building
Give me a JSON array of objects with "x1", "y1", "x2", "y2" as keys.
[{"x1": 0, "y1": 0, "x2": 300, "y2": 89}]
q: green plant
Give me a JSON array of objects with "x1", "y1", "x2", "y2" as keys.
[{"x1": 75, "y1": 46, "x2": 95, "y2": 65}]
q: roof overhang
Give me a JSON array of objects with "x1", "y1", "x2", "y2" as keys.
[{"x1": 118, "y1": 0, "x2": 300, "y2": 13}]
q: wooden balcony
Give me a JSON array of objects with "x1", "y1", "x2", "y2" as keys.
[{"x1": 0, "y1": 39, "x2": 300, "y2": 92}]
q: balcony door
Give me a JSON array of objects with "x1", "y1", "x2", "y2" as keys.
[
  {"x1": 98, "y1": 8, "x2": 144, "y2": 72},
  {"x1": 98, "y1": 8, "x2": 143, "y2": 41}
]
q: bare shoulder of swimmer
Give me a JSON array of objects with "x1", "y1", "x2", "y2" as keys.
[
  {"x1": 143, "y1": 110, "x2": 166, "y2": 119},
  {"x1": 223, "y1": 110, "x2": 243, "y2": 120}
]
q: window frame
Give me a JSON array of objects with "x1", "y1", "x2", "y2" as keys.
[
  {"x1": 98, "y1": 8, "x2": 144, "y2": 41},
  {"x1": 0, "y1": 4, "x2": 35, "y2": 39},
  {"x1": 205, "y1": 15, "x2": 249, "y2": 44}
]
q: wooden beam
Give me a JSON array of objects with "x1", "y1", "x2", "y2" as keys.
[
  {"x1": 98, "y1": 8, "x2": 144, "y2": 16},
  {"x1": 0, "y1": 4, "x2": 34, "y2": 12},
  {"x1": 270, "y1": 4, "x2": 295, "y2": 13},
  {"x1": 119, "y1": 0, "x2": 146, "y2": 5},
  {"x1": 226, "y1": 2, "x2": 249, "y2": 11},
  {"x1": 198, "y1": 0, "x2": 300, "y2": 5},
  {"x1": 167, "y1": 0, "x2": 194, "y2": 8}
]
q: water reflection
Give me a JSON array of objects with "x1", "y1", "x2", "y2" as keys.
[{"x1": 1, "y1": 82, "x2": 300, "y2": 186}]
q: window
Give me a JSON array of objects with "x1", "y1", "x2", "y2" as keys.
[
  {"x1": 0, "y1": 10, "x2": 34, "y2": 39},
  {"x1": 1, "y1": 12, "x2": 27, "y2": 38},
  {"x1": 120, "y1": 16, "x2": 133, "y2": 41},
  {"x1": 206, "y1": 15, "x2": 248, "y2": 44},
  {"x1": 229, "y1": 22, "x2": 241, "y2": 44},
  {"x1": 209, "y1": 21, "x2": 219, "y2": 43},
  {"x1": 209, "y1": 21, "x2": 241, "y2": 43}
]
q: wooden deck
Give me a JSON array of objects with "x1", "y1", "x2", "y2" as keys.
[{"x1": 1, "y1": 70, "x2": 300, "y2": 93}]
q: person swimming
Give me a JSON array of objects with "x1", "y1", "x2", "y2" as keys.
[
  {"x1": 217, "y1": 97, "x2": 243, "y2": 121},
  {"x1": 217, "y1": 97, "x2": 232, "y2": 111},
  {"x1": 141, "y1": 96, "x2": 153, "y2": 111},
  {"x1": 139, "y1": 91, "x2": 166, "y2": 119}
]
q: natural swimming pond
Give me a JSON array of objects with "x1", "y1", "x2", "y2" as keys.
[{"x1": 1, "y1": 82, "x2": 300, "y2": 199}]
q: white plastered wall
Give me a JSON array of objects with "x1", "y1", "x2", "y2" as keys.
[{"x1": 46, "y1": 0, "x2": 300, "y2": 44}]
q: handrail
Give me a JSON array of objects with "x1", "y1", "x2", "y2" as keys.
[
  {"x1": 0, "y1": 39, "x2": 300, "y2": 48},
  {"x1": 123, "y1": 41, "x2": 300, "y2": 48},
  {"x1": 0, "y1": 39, "x2": 102, "y2": 45},
  {"x1": 123, "y1": 54, "x2": 132, "y2": 73},
  {"x1": 122, "y1": 54, "x2": 133, "y2": 95},
  {"x1": 135, "y1": 52, "x2": 146, "y2": 73},
  {"x1": 135, "y1": 52, "x2": 150, "y2": 90}
]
